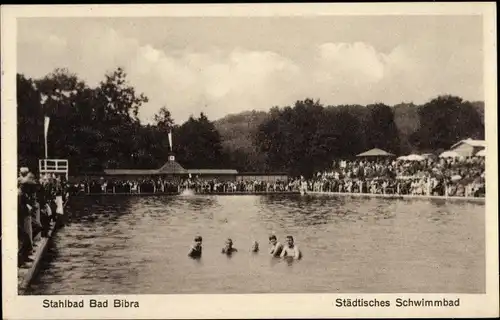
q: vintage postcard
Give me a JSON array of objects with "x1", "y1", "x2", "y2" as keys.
[{"x1": 1, "y1": 3, "x2": 498, "y2": 319}]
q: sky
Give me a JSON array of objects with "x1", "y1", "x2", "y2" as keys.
[{"x1": 17, "y1": 15, "x2": 484, "y2": 124}]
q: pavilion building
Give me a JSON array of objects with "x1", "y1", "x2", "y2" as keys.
[
  {"x1": 76, "y1": 154, "x2": 288, "y2": 183},
  {"x1": 77, "y1": 154, "x2": 290, "y2": 182}
]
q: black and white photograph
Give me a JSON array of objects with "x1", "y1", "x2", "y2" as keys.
[{"x1": 2, "y1": 3, "x2": 498, "y2": 319}]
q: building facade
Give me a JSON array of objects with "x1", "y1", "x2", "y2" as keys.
[
  {"x1": 236, "y1": 172, "x2": 289, "y2": 183},
  {"x1": 449, "y1": 138, "x2": 485, "y2": 157}
]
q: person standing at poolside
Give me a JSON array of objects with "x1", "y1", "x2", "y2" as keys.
[
  {"x1": 188, "y1": 236, "x2": 203, "y2": 258},
  {"x1": 268, "y1": 235, "x2": 283, "y2": 257},
  {"x1": 280, "y1": 235, "x2": 302, "y2": 260},
  {"x1": 18, "y1": 175, "x2": 34, "y2": 263}
]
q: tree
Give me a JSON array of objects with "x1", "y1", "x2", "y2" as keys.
[
  {"x1": 175, "y1": 113, "x2": 226, "y2": 169},
  {"x1": 18, "y1": 67, "x2": 151, "y2": 173},
  {"x1": 256, "y1": 99, "x2": 327, "y2": 177},
  {"x1": 365, "y1": 103, "x2": 401, "y2": 154},
  {"x1": 323, "y1": 105, "x2": 367, "y2": 159},
  {"x1": 288, "y1": 99, "x2": 325, "y2": 177},
  {"x1": 17, "y1": 74, "x2": 44, "y2": 171},
  {"x1": 33, "y1": 69, "x2": 93, "y2": 173},
  {"x1": 93, "y1": 67, "x2": 149, "y2": 169},
  {"x1": 392, "y1": 103, "x2": 421, "y2": 154},
  {"x1": 154, "y1": 106, "x2": 174, "y2": 132},
  {"x1": 410, "y1": 95, "x2": 484, "y2": 151},
  {"x1": 95, "y1": 67, "x2": 148, "y2": 123}
]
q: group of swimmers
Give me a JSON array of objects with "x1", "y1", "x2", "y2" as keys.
[{"x1": 188, "y1": 235, "x2": 302, "y2": 259}]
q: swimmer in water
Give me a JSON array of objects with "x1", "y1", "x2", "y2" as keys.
[
  {"x1": 268, "y1": 235, "x2": 284, "y2": 257},
  {"x1": 188, "y1": 236, "x2": 203, "y2": 258},
  {"x1": 251, "y1": 241, "x2": 259, "y2": 253},
  {"x1": 280, "y1": 235, "x2": 302, "y2": 260},
  {"x1": 221, "y1": 238, "x2": 238, "y2": 255}
]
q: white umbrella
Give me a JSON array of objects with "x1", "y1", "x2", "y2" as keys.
[
  {"x1": 421, "y1": 153, "x2": 435, "y2": 158},
  {"x1": 439, "y1": 151, "x2": 462, "y2": 158},
  {"x1": 397, "y1": 155, "x2": 407, "y2": 160},
  {"x1": 356, "y1": 148, "x2": 395, "y2": 157},
  {"x1": 405, "y1": 154, "x2": 425, "y2": 161},
  {"x1": 475, "y1": 149, "x2": 486, "y2": 157}
]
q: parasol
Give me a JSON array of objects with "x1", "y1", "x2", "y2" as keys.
[
  {"x1": 439, "y1": 151, "x2": 463, "y2": 158},
  {"x1": 356, "y1": 148, "x2": 395, "y2": 157}
]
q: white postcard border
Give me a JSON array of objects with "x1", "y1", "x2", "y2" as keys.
[{"x1": 2, "y1": 3, "x2": 498, "y2": 319}]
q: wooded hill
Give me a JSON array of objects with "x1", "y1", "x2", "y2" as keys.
[{"x1": 215, "y1": 100, "x2": 484, "y2": 175}]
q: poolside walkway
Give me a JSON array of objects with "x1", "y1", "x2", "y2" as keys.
[{"x1": 308, "y1": 191, "x2": 485, "y2": 202}]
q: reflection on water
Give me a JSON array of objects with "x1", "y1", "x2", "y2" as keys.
[{"x1": 28, "y1": 194, "x2": 485, "y2": 294}]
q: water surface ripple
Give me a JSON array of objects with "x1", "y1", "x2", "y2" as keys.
[{"x1": 29, "y1": 194, "x2": 485, "y2": 294}]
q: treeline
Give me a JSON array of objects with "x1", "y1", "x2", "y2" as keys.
[
  {"x1": 17, "y1": 68, "x2": 226, "y2": 174},
  {"x1": 17, "y1": 68, "x2": 484, "y2": 177},
  {"x1": 250, "y1": 98, "x2": 483, "y2": 177}
]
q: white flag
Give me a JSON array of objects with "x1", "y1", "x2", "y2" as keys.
[
  {"x1": 44, "y1": 116, "x2": 50, "y2": 158},
  {"x1": 168, "y1": 130, "x2": 173, "y2": 151},
  {"x1": 44, "y1": 116, "x2": 50, "y2": 139}
]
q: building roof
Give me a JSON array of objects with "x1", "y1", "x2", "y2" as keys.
[
  {"x1": 158, "y1": 160, "x2": 187, "y2": 174},
  {"x1": 450, "y1": 138, "x2": 485, "y2": 149},
  {"x1": 188, "y1": 169, "x2": 238, "y2": 175},
  {"x1": 356, "y1": 148, "x2": 395, "y2": 157}
]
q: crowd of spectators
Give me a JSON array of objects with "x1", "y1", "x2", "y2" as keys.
[
  {"x1": 71, "y1": 178, "x2": 302, "y2": 195},
  {"x1": 185, "y1": 179, "x2": 299, "y2": 193},
  {"x1": 308, "y1": 156, "x2": 485, "y2": 197},
  {"x1": 67, "y1": 156, "x2": 485, "y2": 199},
  {"x1": 18, "y1": 167, "x2": 68, "y2": 266}
]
